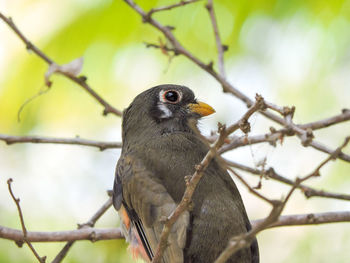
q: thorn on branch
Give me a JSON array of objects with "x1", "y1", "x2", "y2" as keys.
[
  {"x1": 282, "y1": 106, "x2": 295, "y2": 118},
  {"x1": 222, "y1": 45, "x2": 229, "y2": 52},
  {"x1": 142, "y1": 15, "x2": 151, "y2": 23},
  {"x1": 79, "y1": 75, "x2": 87, "y2": 82},
  {"x1": 207, "y1": 61, "x2": 214, "y2": 70},
  {"x1": 300, "y1": 128, "x2": 314, "y2": 146},
  {"x1": 159, "y1": 216, "x2": 168, "y2": 224},
  {"x1": 26, "y1": 42, "x2": 34, "y2": 51},
  {"x1": 239, "y1": 120, "x2": 251, "y2": 134},
  {"x1": 187, "y1": 201, "x2": 194, "y2": 211},
  {"x1": 194, "y1": 164, "x2": 202, "y2": 172},
  {"x1": 165, "y1": 25, "x2": 175, "y2": 31},
  {"x1": 306, "y1": 213, "x2": 316, "y2": 223},
  {"x1": 205, "y1": 3, "x2": 212, "y2": 11},
  {"x1": 217, "y1": 122, "x2": 226, "y2": 133},
  {"x1": 184, "y1": 175, "x2": 192, "y2": 186},
  {"x1": 89, "y1": 231, "x2": 97, "y2": 242},
  {"x1": 255, "y1": 94, "x2": 266, "y2": 110},
  {"x1": 15, "y1": 240, "x2": 24, "y2": 247}
]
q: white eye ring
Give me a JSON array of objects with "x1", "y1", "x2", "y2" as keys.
[{"x1": 159, "y1": 90, "x2": 182, "y2": 104}]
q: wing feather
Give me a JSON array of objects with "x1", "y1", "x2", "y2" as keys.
[{"x1": 113, "y1": 153, "x2": 189, "y2": 263}]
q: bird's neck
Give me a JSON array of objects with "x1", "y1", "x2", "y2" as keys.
[{"x1": 122, "y1": 117, "x2": 199, "y2": 147}]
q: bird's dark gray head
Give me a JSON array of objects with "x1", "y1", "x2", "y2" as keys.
[{"x1": 122, "y1": 84, "x2": 215, "y2": 143}]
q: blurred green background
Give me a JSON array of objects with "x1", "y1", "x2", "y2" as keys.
[{"x1": 0, "y1": 0, "x2": 350, "y2": 262}]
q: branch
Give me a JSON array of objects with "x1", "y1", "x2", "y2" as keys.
[
  {"x1": 123, "y1": 0, "x2": 287, "y2": 125},
  {"x1": 252, "y1": 211, "x2": 350, "y2": 229},
  {"x1": 147, "y1": 0, "x2": 200, "y2": 17},
  {"x1": 214, "y1": 136, "x2": 350, "y2": 262},
  {"x1": 0, "y1": 134, "x2": 122, "y2": 151},
  {"x1": 206, "y1": 0, "x2": 226, "y2": 77},
  {"x1": 51, "y1": 196, "x2": 113, "y2": 263},
  {"x1": 2, "y1": 211, "x2": 348, "y2": 244},
  {"x1": 220, "y1": 109, "x2": 350, "y2": 153},
  {"x1": 225, "y1": 159, "x2": 350, "y2": 201},
  {"x1": 0, "y1": 226, "x2": 123, "y2": 242},
  {"x1": 227, "y1": 167, "x2": 275, "y2": 204},
  {"x1": 7, "y1": 179, "x2": 46, "y2": 263},
  {"x1": 0, "y1": 12, "x2": 122, "y2": 117},
  {"x1": 124, "y1": 0, "x2": 350, "y2": 164},
  {"x1": 214, "y1": 210, "x2": 350, "y2": 263},
  {"x1": 299, "y1": 108, "x2": 350, "y2": 130},
  {"x1": 152, "y1": 96, "x2": 265, "y2": 263}
]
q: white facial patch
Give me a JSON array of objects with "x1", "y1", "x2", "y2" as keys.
[{"x1": 157, "y1": 102, "x2": 173, "y2": 119}]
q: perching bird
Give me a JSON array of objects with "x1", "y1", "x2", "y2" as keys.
[{"x1": 113, "y1": 84, "x2": 259, "y2": 263}]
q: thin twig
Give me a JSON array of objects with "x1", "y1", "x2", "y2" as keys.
[
  {"x1": 0, "y1": 134, "x2": 122, "y2": 151},
  {"x1": 214, "y1": 137, "x2": 350, "y2": 262},
  {"x1": 206, "y1": 0, "x2": 226, "y2": 78},
  {"x1": 51, "y1": 197, "x2": 113, "y2": 263},
  {"x1": 225, "y1": 159, "x2": 350, "y2": 201},
  {"x1": 219, "y1": 130, "x2": 350, "y2": 162},
  {"x1": 7, "y1": 179, "x2": 46, "y2": 263},
  {"x1": 218, "y1": 109, "x2": 350, "y2": 152},
  {"x1": 0, "y1": 12, "x2": 122, "y2": 117},
  {"x1": 147, "y1": 0, "x2": 200, "y2": 17},
  {"x1": 227, "y1": 167, "x2": 275, "y2": 204},
  {"x1": 307, "y1": 136, "x2": 350, "y2": 177}
]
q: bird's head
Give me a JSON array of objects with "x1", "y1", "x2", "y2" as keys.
[{"x1": 122, "y1": 84, "x2": 215, "y2": 142}]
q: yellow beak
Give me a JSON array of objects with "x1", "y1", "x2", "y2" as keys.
[{"x1": 188, "y1": 101, "x2": 215, "y2": 117}]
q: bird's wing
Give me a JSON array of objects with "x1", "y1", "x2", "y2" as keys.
[{"x1": 113, "y1": 154, "x2": 189, "y2": 263}]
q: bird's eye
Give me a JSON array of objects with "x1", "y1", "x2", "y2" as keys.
[{"x1": 163, "y1": 90, "x2": 180, "y2": 103}]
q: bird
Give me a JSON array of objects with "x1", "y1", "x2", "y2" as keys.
[{"x1": 113, "y1": 84, "x2": 259, "y2": 263}]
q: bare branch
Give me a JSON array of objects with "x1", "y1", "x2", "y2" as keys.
[
  {"x1": 219, "y1": 109, "x2": 350, "y2": 153},
  {"x1": 215, "y1": 136, "x2": 350, "y2": 262},
  {"x1": 1, "y1": 211, "x2": 349, "y2": 244},
  {"x1": 225, "y1": 159, "x2": 350, "y2": 201},
  {"x1": 147, "y1": 0, "x2": 200, "y2": 17},
  {"x1": 227, "y1": 167, "x2": 275, "y2": 205},
  {"x1": 123, "y1": 0, "x2": 286, "y2": 124},
  {"x1": 0, "y1": 134, "x2": 122, "y2": 151},
  {"x1": 206, "y1": 0, "x2": 226, "y2": 77},
  {"x1": 307, "y1": 136, "x2": 350, "y2": 177},
  {"x1": 7, "y1": 179, "x2": 46, "y2": 263},
  {"x1": 52, "y1": 196, "x2": 113, "y2": 263},
  {"x1": 0, "y1": 12, "x2": 122, "y2": 117},
  {"x1": 299, "y1": 108, "x2": 350, "y2": 130},
  {"x1": 0, "y1": 226, "x2": 123, "y2": 242},
  {"x1": 308, "y1": 140, "x2": 350, "y2": 162},
  {"x1": 144, "y1": 42, "x2": 177, "y2": 54},
  {"x1": 123, "y1": 0, "x2": 350, "y2": 165},
  {"x1": 252, "y1": 211, "x2": 350, "y2": 229}
]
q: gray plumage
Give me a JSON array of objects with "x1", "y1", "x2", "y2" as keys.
[{"x1": 113, "y1": 84, "x2": 259, "y2": 263}]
